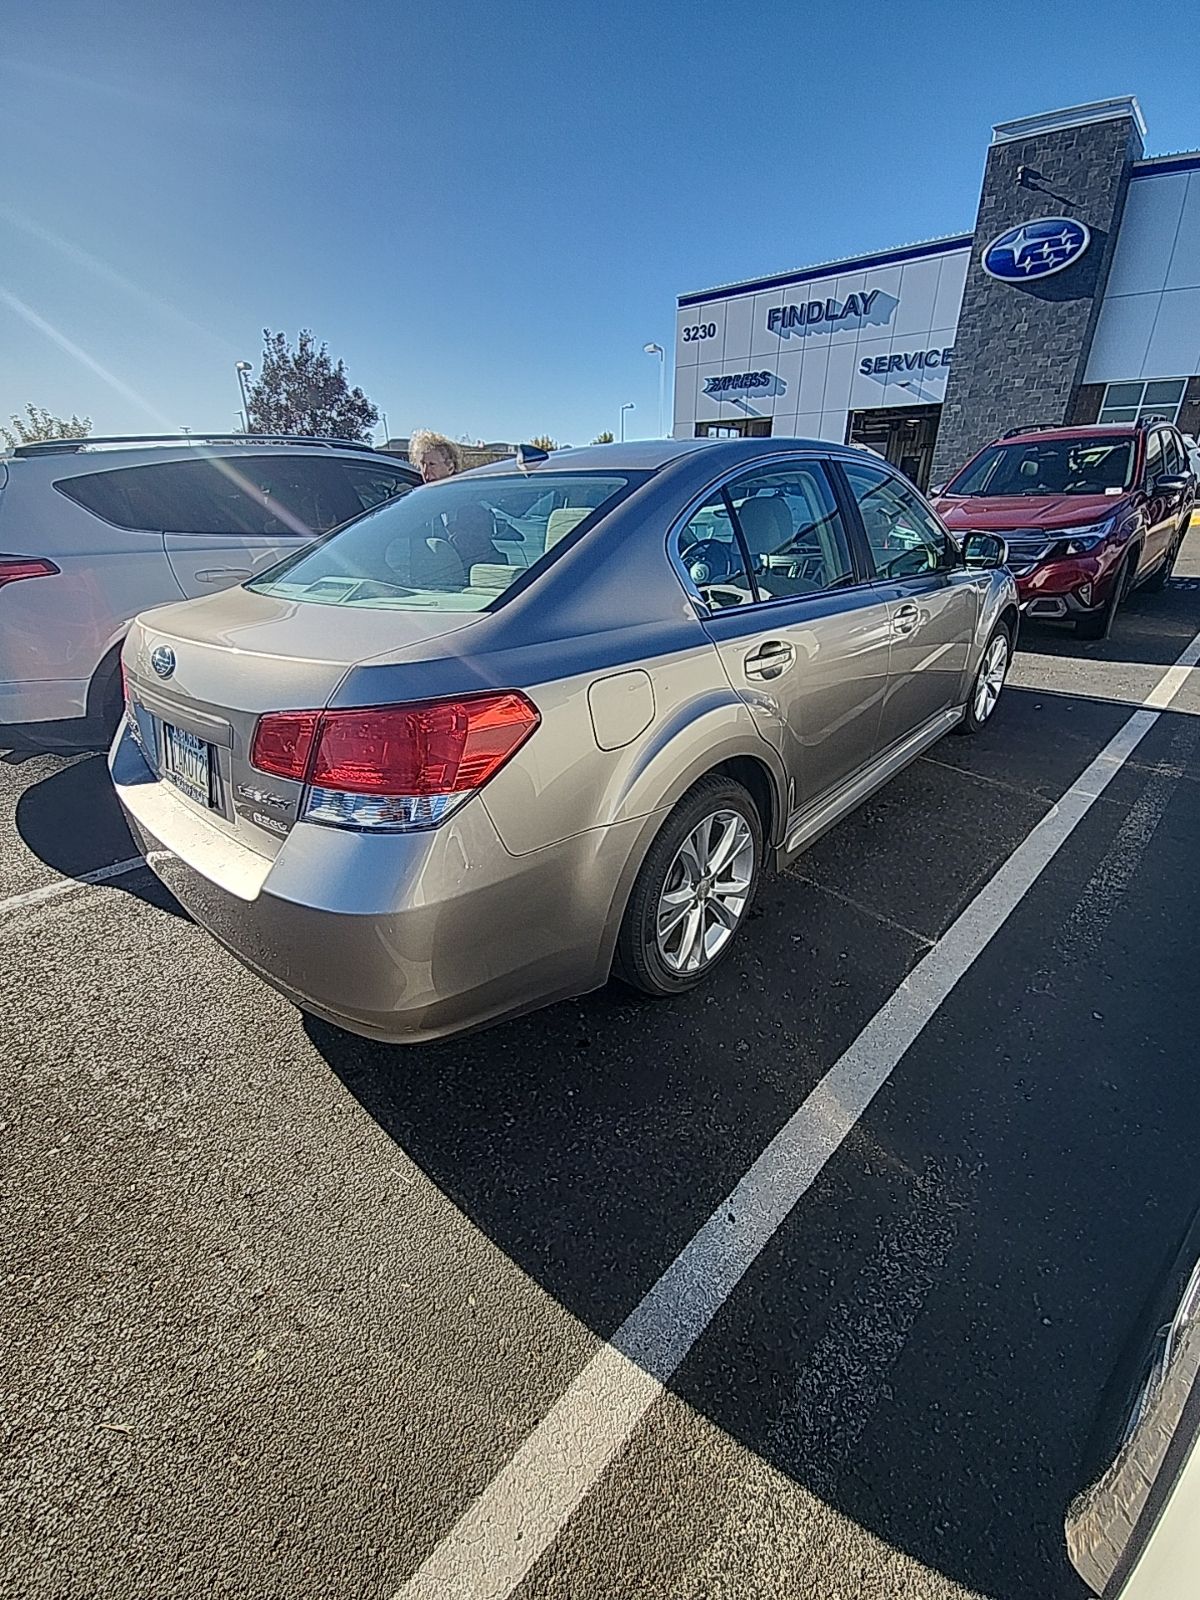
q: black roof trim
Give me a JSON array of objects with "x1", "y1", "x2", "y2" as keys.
[
  {"x1": 13, "y1": 433, "x2": 381, "y2": 458},
  {"x1": 678, "y1": 234, "x2": 973, "y2": 308}
]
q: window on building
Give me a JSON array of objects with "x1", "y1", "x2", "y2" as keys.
[
  {"x1": 1098, "y1": 378, "x2": 1186, "y2": 425},
  {"x1": 694, "y1": 420, "x2": 772, "y2": 438}
]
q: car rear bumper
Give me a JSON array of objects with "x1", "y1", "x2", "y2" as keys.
[{"x1": 109, "y1": 717, "x2": 648, "y2": 1043}]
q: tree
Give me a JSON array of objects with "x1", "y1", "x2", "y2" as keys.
[
  {"x1": 590, "y1": 430, "x2": 614, "y2": 444},
  {"x1": 245, "y1": 330, "x2": 379, "y2": 441},
  {"x1": 529, "y1": 434, "x2": 558, "y2": 452},
  {"x1": 1, "y1": 404, "x2": 91, "y2": 449}
]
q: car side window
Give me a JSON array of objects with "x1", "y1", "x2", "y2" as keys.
[
  {"x1": 727, "y1": 462, "x2": 855, "y2": 601},
  {"x1": 55, "y1": 455, "x2": 368, "y2": 539},
  {"x1": 1160, "y1": 432, "x2": 1182, "y2": 478},
  {"x1": 842, "y1": 460, "x2": 956, "y2": 580},
  {"x1": 677, "y1": 489, "x2": 758, "y2": 610},
  {"x1": 1143, "y1": 430, "x2": 1165, "y2": 487},
  {"x1": 344, "y1": 463, "x2": 417, "y2": 513}
]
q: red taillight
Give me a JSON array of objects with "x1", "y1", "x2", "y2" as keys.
[
  {"x1": 251, "y1": 692, "x2": 539, "y2": 796},
  {"x1": 0, "y1": 555, "x2": 60, "y2": 590},
  {"x1": 250, "y1": 710, "x2": 321, "y2": 781}
]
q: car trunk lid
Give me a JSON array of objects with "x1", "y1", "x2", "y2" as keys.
[{"x1": 124, "y1": 585, "x2": 488, "y2": 858}]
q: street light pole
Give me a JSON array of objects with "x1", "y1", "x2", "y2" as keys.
[
  {"x1": 643, "y1": 343, "x2": 665, "y2": 437},
  {"x1": 620, "y1": 402, "x2": 634, "y2": 442},
  {"x1": 235, "y1": 361, "x2": 253, "y2": 432}
]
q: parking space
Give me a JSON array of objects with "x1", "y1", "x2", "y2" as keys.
[{"x1": 5, "y1": 535, "x2": 1200, "y2": 1600}]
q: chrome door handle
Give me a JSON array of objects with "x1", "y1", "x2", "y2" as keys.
[
  {"x1": 744, "y1": 639, "x2": 796, "y2": 680},
  {"x1": 195, "y1": 567, "x2": 253, "y2": 582},
  {"x1": 893, "y1": 602, "x2": 919, "y2": 636}
]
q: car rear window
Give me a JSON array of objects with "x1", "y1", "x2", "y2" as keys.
[
  {"x1": 246, "y1": 471, "x2": 639, "y2": 611},
  {"x1": 55, "y1": 454, "x2": 416, "y2": 537},
  {"x1": 946, "y1": 437, "x2": 1134, "y2": 497}
]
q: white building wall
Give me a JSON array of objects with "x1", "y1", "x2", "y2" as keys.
[
  {"x1": 1085, "y1": 165, "x2": 1200, "y2": 383},
  {"x1": 674, "y1": 245, "x2": 969, "y2": 440}
]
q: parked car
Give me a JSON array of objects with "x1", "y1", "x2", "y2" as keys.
[
  {"x1": 1182, "y1": 432, "x2": 1200, "y2": 482},
  {"x1": 1066, "y1": 1209, "x2": 1200, "y2": 1597},
  {"x1": 934, "y1": 419, "x2": 1195, "y2": 639},
  {"x1": 0, "y1": 434, "x2": 418, "y2": 744},
  {"x1": 110, "y1": 438, "x2": 1017, "y2": 1044}
]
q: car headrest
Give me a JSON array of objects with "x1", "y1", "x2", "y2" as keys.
[
  {"x1": 468, "y1": 564, "x2": 517, "y2": 592},
  {"x1": 545, "y1": 507, "x2": 591, "y2": 548},
  {"x1": 737, "y1": 496, "x2": 792, "y2": 558}
]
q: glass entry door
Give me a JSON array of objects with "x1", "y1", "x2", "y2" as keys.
[{"x1": 847, "y1": 405, "x2": 941, "y2": 490}]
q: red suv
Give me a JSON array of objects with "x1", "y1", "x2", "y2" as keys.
[{"x1": 935, "y1": 420, "x2": 1195, "y2": 638}]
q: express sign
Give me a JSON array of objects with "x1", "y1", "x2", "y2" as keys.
[{"x1": 703, "y1": 371, "x2": 774, "y2": 395}]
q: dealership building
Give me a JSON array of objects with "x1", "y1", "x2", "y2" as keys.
[{"x1": 673, "y1": 97, "x2": 1200, "y2": 488}]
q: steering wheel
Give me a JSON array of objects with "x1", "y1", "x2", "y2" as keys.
[{"x1": 685, "y1": 538, "x2": 738, "y2": 588}]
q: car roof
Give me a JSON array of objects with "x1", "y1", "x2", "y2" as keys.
[
  {"x1": 997, "y1": 424, "x2": 1140, "y2": 446},
  {"x1": 8, "y1": 433, "x2": 402, "y2": 463},
  {"x1": 460, "y1": 436, "x2": 876, "y2": 479},
  {"x1": 5, "y1": 436, "x2": 420, "y2": 480}
]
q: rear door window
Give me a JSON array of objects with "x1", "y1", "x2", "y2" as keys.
[
  {"x1": 55, "y1": 454, "x2": 400, "y2": 539},
  {"x1": 1160, "y1": 432, "x2": 1183, "y2": 477}
]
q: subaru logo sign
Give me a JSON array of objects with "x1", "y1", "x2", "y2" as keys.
[
  {"x1": 982, "y1": 216, "x2": 1090, "y2": 282},
  {"x1": 150, "y1": 645, "x2": 176, "y2": 679}
]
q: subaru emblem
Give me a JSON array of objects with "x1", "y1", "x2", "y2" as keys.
[
  {"x1": 150, "y1": 645, "x2": 176, "y2": 679},
  {"x1": 982, "y1": 216, "x2": 1090, "y2": 283}
]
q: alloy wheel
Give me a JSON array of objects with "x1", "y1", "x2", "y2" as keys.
[
  {"x1": 655, "y1": 809, "x2": 755, "y2": 974},
  {"x1": 974, "y1": 633, "x2": 1009, "y2": 724}
]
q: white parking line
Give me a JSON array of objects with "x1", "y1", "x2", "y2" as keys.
[
  {"x1": 0, "y1": 851, "x2": 167, "y2": 917},
  {"x1": 395, "y1": 622, "x2": 1200, "y2": 1600}
]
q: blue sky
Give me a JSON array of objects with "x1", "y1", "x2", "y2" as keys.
[{"x1": 2, "y1": 1, "x2": 1196, "y2": 447}]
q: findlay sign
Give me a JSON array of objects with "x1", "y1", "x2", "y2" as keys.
[{"x1": 767, "y1": 289, "x2": 881, "y2": 334}]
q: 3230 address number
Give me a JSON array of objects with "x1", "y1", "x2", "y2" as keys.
[{"x1": 682, "y1": 322, "x2": 718, "y2": 343}]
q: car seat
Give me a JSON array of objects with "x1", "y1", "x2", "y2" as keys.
[
  {"x1": 545, "y1": 507, "x2": 592, "y2": 549},
  {"x1": 737, "y1": 497, "x2": 824, "y2": 597}
]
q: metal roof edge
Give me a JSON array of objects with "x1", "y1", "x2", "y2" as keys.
[
  {"x1": 1132, "y1": 151, "x2": 1200, "y2": 178},
  {"x1": 678, "y1": 233, "x2": 973, "y2": 308},
  {"x1": 991, "y1": 96, "x2": 1147, "y2": 144}
]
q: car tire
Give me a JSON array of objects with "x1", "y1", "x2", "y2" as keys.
[
  {"x1": 1076, "y1": 555, "x2": 1131, "y2": 640},
  {"x1": 955, "y1": 624, "x2": 1011, "y2": 735},
  {"x1": 614, "y1": 774, "x2": 763, "y2": 997},
  {"x1": 1142, "y1": 522, "x2": 1186, "y2": 593}
]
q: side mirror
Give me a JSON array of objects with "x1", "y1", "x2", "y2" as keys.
[
  {"x1": 1154, "y1": 473, "x2": 1192, "y2": 496},
  {"x1": 963, "y1": 532, "x2": 1008, "y2": 569},
  {"x1": 929, "y1": 482, "x2": 946, "y2": 497}
]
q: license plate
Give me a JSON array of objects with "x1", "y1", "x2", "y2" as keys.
[{"x1": 160, "y1": 722, "x2": 213, "y2": 807}]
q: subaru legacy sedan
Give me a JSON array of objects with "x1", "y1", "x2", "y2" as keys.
[{"x1": 110, "y1": 439, "x2": 1017, "y2": 1043}]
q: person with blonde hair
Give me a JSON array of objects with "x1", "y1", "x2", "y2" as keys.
[
  {"x1": 408, "y1": 430, "x2": 463, "y2": 484},
  {"x1": 406, "y1": 429, "x2": 501, "y2": 574}
]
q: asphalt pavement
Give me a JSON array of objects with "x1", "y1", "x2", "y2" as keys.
[{"x1": 4, "y1": 537, "x2": 1200, "y2": 1600}]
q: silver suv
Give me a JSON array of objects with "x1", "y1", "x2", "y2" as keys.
[
  {"x1": 0, "y1": 434, "x2": 417, "y2": 743},
  {"x1": 111, "y1": 438, "x2": 1018, "y2": 1044}
]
